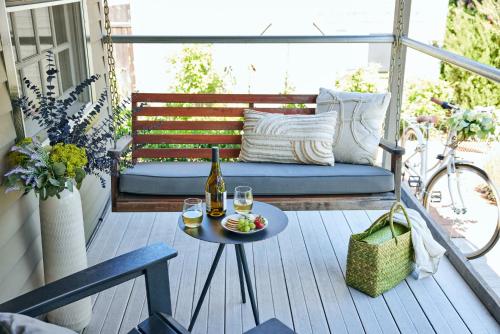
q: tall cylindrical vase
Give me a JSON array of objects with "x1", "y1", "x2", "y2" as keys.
[{"x1": 39, "y1": 188, "x2": 92, "y2": 331}]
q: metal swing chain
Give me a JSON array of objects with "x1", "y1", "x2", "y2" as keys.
[
  {"x1": 102, "y1": 0, "x2": 120, "y2": 143},
  {"x1": 389, "y1": 0, "x2": 406, "y2": 144}
]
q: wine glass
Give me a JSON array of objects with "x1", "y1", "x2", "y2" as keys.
[
  {"x1": 233, "y1": 186, "x2": 253, "y2": 214},
  {"x1": 182, "y1": 198, "x2": 203, "y2": 228}
]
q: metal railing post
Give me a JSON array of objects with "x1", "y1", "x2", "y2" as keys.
[{"x1": 384, "y1": 0, "x2": 412, "y2": 169}]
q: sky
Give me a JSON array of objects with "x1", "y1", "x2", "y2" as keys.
[{"x1": 111, "y1": 0, "x2": 450, "y2": 94}]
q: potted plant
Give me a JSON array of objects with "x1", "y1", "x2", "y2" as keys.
[{"x1": 3, "y1": 52, "x2": 120, "y2": 331}]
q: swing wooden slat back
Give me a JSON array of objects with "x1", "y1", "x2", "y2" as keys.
[{"x1": 131, "y1": 93, "x2": 317, "y2": 160}]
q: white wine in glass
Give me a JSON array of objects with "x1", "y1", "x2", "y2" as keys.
[
  {"x1": 182, "y1": 198, "x2": 203, "y2": 228},
  {"x1": 234, "y1": 186, "x2": 253, "y2": 214}
]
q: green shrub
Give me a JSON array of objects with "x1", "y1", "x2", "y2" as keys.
[
  {"x1": 335, "y1": 64, "x2": 386, "y2": 93},
  {"x1": 402, "y1": 79, "x2": 454, "y2": 131},
  {"x1": 281, "y1": 72, "x2": 306, "y2": 108},
  {"x1": 441, "y1": 0, "x2": 499, "y2": 109}
]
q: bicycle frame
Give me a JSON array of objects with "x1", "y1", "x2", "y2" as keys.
[
  {"x1": 403, "y1": 98, "x2": 500, "y2": 258},
  {"x1": 403, "y1": 121, "x2": 445, "y2": 183},
  {"x1": 406, "y1": 116, "x2": 473, "y2": 214}
]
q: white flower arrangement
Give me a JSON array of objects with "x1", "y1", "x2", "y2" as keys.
[{"x1": 448, "y1": 106, "x2": 498, "y2": 142}]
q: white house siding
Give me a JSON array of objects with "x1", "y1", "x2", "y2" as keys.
[{"x1": 0, "y1": 0, "x2": 109, "y2": 303}]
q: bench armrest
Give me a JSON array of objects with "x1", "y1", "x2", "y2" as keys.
[
  {"x1": 378, "y1": 138, "x2": 405, "y2": 156},
  {"x1": 108, "y1": 135, "x2": 133, "y2": 158},
  {"x1": 378, "y1": 138, "x2": 404, "y2": 201},
  {"x1": 0, "y1": 243, "x2": 177, "y2": 318}
]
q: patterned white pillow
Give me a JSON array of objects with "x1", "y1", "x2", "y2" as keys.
[
  {"x1": 316, "y1": 88, "x2": 391, "y2": 165},
  {"x1": 239, "y1": 109, "x2": 337, "y2": 166}
]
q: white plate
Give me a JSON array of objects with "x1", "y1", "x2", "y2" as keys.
[{"x1": 221, "y1": 214, "x2": 268, "y2": 234}]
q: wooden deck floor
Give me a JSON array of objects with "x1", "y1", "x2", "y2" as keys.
[{"x1": 84, "y1": 210, "x2": 499, "y2": 334}]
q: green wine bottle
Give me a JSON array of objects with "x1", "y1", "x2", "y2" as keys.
[{"x1": 205, "y1": 147, "x2": 227, "y2": 217}]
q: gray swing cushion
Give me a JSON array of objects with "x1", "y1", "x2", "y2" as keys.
[{"x1": 119, "y1": 162, "x2": 394, "y2": 196}]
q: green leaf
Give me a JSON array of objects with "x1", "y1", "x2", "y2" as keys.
[
  {"x1": 48, "y1": 178, "x2": 59, "y2": 186},
  {"x1": 40, "y1": 187, "x2": 47, "y2": 200},
  {"x1": 53, "y1": 162, "x2": 66, "y2": 176},
  {"x1": 46, "y1": 185, "x2": 58, "y2": 198},
  {"x1": 66, "y1": 180, "x2": 74, "y2": 192},
  {"x1": 75, "y1": 168, "x2": 86, "y2": 184},
  {"x1": 36, "y1": 174, "x2": 47, "y2": 188}
]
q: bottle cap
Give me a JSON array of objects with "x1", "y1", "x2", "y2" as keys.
[{"x1": 212, "y1": 146, "x2": 219, "y2": 161}]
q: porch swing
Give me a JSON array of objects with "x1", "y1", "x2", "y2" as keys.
[{"x1": 104, "y1": 6, "x2": 405, "y2": 213}]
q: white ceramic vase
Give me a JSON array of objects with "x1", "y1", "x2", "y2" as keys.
[{"x1": 39, "y1": 188, "x2": 92, "y2": 331}]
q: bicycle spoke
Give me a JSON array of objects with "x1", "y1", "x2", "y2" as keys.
[{"x1": 424, "y1": 164, "x2": 500, "y2": 259}]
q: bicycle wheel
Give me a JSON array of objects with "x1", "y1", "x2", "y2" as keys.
[
  {"x1": 401, "y1": 127, "x2": 424, "y2": 195},
  {"x1": 423, "y1": 163, "x2": 500, "y2": 259}
]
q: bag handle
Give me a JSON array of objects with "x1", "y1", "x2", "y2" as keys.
[
  {"x1": 388, "y1": 202, "x2": 412, "y2": 244},
  {"x1": 363, "y1": 202, "x2": 412, "y2": 244}
]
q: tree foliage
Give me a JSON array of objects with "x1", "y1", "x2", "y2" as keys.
[
  {"x1": 402, "y1": 79, "x2": 455, "y2": 130},
  {"x1": 169, "y1": 45, "x2": 233, "y2": 94},
  {"x1": 281, "y1": 71, "x2": 306, "y2": 108},
  {"x1": 334, "y1": 64, "x2": 383, "y2": 93},
  {"x1": 441, "y1": 0, "x2": 499, "y2": 109}
]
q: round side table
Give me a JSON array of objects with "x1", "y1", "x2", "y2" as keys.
[{"x1": 178, "y1": 200, "x2": 288, "y2": 331}]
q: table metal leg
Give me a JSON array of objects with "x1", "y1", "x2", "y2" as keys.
[
  {"x1": 235, "y1": 245, "x2": 246, "y2": 303},
  {"x1": 236, "y1": 244, "x2": 260, "y2": 325},
  {"x1": 188, "y1": 243, "x2": 225, "y2": 331}
]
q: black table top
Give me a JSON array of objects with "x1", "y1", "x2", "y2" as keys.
[{"x1": 178, "y1": 200, "x2": 288, "y2": 245}]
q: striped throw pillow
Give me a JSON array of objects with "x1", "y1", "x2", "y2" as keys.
[{"x1": 239, "y1": 109, "x2": 337, "y2": 166}]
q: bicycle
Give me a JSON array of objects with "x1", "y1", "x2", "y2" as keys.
[{"x1": 401, "y1": 97, "x2": 499, "y2": 259}]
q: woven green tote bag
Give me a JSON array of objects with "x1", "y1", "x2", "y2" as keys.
[{"x1": 346, "y1": 202, "x2": 414, "y2": 297}]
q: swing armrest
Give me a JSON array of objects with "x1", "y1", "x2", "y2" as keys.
[
  {"x1": 378, "y1": 138, "x2": 404, "y2": 201},
  {"x1": 108, "y1": 135, "x2": 132, "y2": 159},
  {"x1": 379, "y1": 138, "x2": 405, "y2": 156}
]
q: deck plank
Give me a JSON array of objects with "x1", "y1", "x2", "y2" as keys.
[
  {"x1": 87, "y1": 213, "x2": 132, "y2": 306},
  {"x1": 207, "y1": 245, "x2": 226, "y2": 334},
  {"x1": 171, "y1": 227, "x2": 200, "y2": 326},
  {"x1": 85, "y1": 213, "x2": 145, "y2": 334},
  {"x1": 285, "y1": 212, "x2": 330, "y2": 333},
  {"x1": 84, "y1": 213, "x2": 135, "y2": 334},
  {"x1": 364, "y1": 210, "x2": 495, "y2": 334},
  {"x1": 264, "y1": 236, "x2": 294, "y2": 329},
  {"x1": 174, "y1": 233, "x2": 201, "y2": 327},
  {"x1": 304, "y1": 211, "x2": 365, "y2": 333},
  {"x1": 277, "y1": 216, "x2": 313, "y2": 334},
  {"x1": 83, "y1": 209, "x2": 498, "y2": 334},
  {"x1": 119, "y1": 212, "x2": 179, "y2": 334},
  {"x1": 342, "y1": 210, "x2": 408, "y2": 334},
  {"x1": 363, "y1": 210, "x2": 438, "y2": 334},
  {"x1": 359, "y1": 211, "x2": 469, "y2": 333},
  {"x1": 190, "y1": 241, "x2": 217, "y2": 334},
  {"x1": 253, "y1": 240, "x2": 275, "y2": 323},
  {"x1": 241, "y1": 242, "x2": 257, "y2": 333},
  {"x1": 433, "y1": 258, "x2": 499, "y2": 334},
  {"x1": 226, "y1": 245, "x2": 243, "y2": 334},
  {"x1": 320, "y1": 210, "x2": 384, "y2": 334},
  {"x1": 296, "y1": 211, "x2": 350, "y2": 334},
  {"x1": 100, "y1": 213, "x2": 156, "y2": 334}
]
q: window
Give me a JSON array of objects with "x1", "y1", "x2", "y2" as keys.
[{"x1": 7, "y1": 2, "x2": 89, "y2": 135}]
